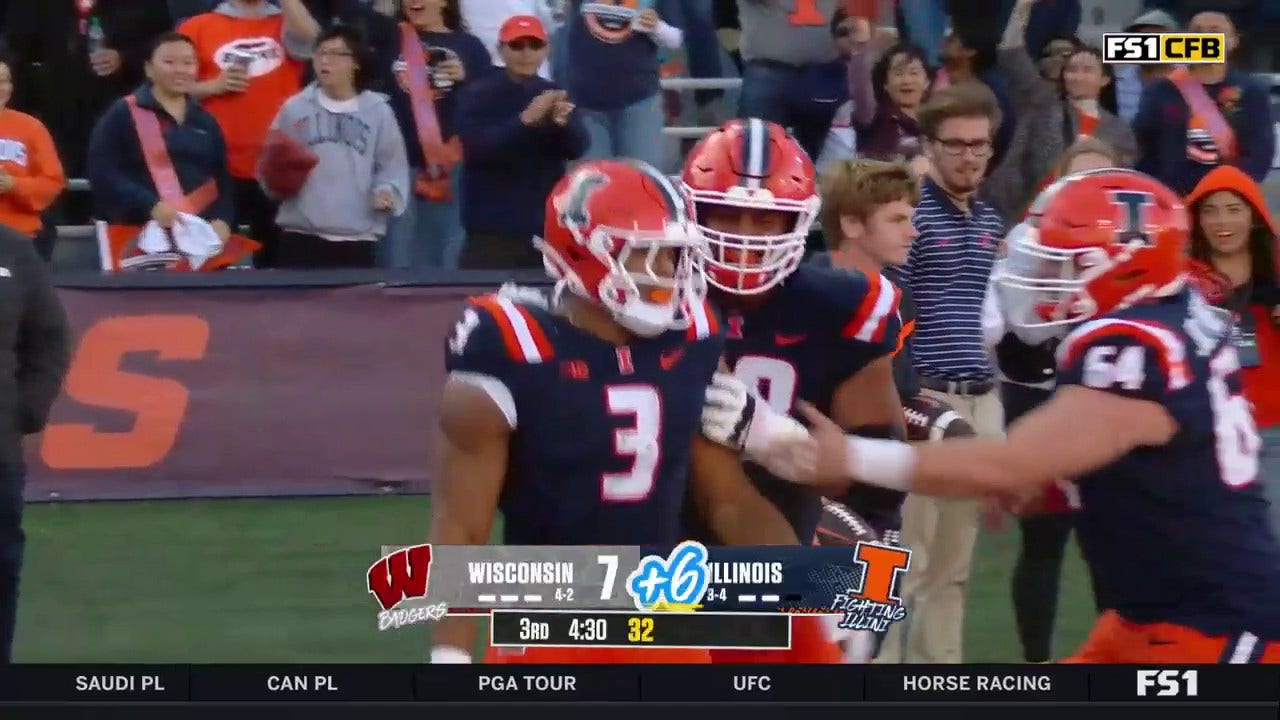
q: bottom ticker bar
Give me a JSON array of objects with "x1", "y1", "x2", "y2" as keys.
[{"x1": 0, "y1": 664, "x2": 1276, "y2": 703}]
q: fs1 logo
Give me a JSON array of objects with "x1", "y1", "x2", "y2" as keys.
[
  {"x1": 1137, "y1": 669, "x2": 1199, "y2": 697},
  {"x1": 1103, "y1": 33, "x2": 1225, "y2": 64},
  {"x1": 367, "y1": 544, "x2": 449, "y2": 631}
]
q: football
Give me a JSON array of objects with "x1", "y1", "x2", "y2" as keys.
[
  {"x1": 902, "y1": 394, "x2": 975, "y2": 442},
  {"x1": 259, "y1": 129, "x2": 319, "y2": 199},
  {"x1": 816, "y1": 497, "x2": 879, "y2": 546}
]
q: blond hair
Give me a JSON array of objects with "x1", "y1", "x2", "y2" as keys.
[{"x1": 819, "y1": 159, "x2": 920, "y2": 249}]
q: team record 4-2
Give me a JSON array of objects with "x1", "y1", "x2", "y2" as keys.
[
  {"x1": 2, "y1": 665, "x2": 1279, "y2": 704},
  {"x1": 374, "y1": 544, "x2": 872, "y2": 615}
]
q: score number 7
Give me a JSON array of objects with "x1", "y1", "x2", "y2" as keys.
[{"x1": 597, "y1": 554, "x2": 619, "y2": 600}]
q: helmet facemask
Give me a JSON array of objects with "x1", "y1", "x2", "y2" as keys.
[
  {"x1": 685, "y1": 186, "x2": 817, "y2": 295},
  {"x1": 539, "y1": 220, "x2": 706, "y2": 338},
  {"x1": 997, "y1": 224, "x2": 1109, "y2": 345}
]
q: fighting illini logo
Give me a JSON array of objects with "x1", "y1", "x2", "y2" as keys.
[
  {"x1": 582, "y1": 0, "x2": 641, "y2": 43},
  {"x1": 213, "y1": 36, "x2": 285, "y2": 77},
  {"x1": 830, "y1": 541, "x2": 911, "y2": 632}
]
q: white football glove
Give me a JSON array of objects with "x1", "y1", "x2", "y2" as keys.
[{"x1": 701, "y1": 371, "x2": 817, "y2": 479}]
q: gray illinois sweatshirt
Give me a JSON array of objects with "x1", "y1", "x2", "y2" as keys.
[{"x1": 266, "y1": 84, "x2": 410, "y2": 239}]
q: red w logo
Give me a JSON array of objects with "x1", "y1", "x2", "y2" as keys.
[{"x1": 367, "y1": 544, "x2": 433, "y2": 611}]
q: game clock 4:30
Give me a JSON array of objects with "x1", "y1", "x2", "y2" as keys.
[{"x1": 488, "y1": 610, "x2": 791, "y2": 649}]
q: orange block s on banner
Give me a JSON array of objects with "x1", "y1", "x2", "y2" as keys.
[{"x1": 41, "y1": 315, "x2": 210, "y2": 470}]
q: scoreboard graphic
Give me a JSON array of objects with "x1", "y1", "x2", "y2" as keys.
[{"x1": 369, "y1": 542, "x2": 889, "y2": 617}]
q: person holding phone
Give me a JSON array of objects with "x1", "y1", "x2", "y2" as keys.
[{"x1": 179, "y1": 0, "x2": 321, "y2": 268}]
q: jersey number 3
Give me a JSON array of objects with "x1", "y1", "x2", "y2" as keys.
[
  {"x1": 601, "y1": 385, "x2": 661, "y2": 503},
  {"x1": 1209, "y1": 349, "x2": 1261, "y2": 488}
]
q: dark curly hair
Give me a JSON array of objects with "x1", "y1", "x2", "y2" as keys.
[{"x1": 870, "y1": 43, "x2": 933, "y2": 108}]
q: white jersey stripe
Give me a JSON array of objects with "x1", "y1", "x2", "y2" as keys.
[
  {"x1": 745, "y1": 118, "x2": 765, "y2": 190},
  {"x1": 494, "y1": 297, "x2": 545, "y2": 363},
  {"x1": 688, "y1": 300, "x2": 711, "y2": 338},
  {"x1": 852, "y1": 274, "x2": 897, "y2": 342}
]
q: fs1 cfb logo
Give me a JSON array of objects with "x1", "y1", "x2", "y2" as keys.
[{"x1": 1103, "y1": 33, "x2": 1225, "y2": 64}]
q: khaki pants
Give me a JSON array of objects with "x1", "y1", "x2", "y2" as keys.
[{"x1": 877, "y1": 387, "x2": 1004, "y2": 664}]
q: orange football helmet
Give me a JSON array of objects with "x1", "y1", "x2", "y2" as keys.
[
  {"x1": 536, "y1": 159, "x2": 704, "y2": 338},
  {"x1": 681, "y1": 118, "x2": 819, "y2": 295},
  {"x1": 998, "y1": 169, "x2": 1190, "y2": 340}
]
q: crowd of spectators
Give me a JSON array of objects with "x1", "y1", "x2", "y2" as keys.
[
  {"x1": 0, "y1": 0, "x2": 1276, "y2": 665},
  {"x1": 0, "y1": 0, "x2": 1270, "y2": 275}
]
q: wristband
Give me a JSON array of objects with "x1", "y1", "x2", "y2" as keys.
[
  {"x1": 846, "y1": 436, "x2": 917, "y2": 491},
  {"x1": 430, "y1": 646, "x2": 472, "y2": 664}
]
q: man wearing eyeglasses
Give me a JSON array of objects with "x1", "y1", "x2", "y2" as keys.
[{"x1": 876, "y1": 82, "x2": 1006, "y2": 665}]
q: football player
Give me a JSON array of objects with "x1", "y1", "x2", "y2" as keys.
[
  {"x1": 428, "y1": 159, "x2": 799, "y2": 666},
  {"x1": 685, "y1": 119, "x2": 907, "y2": 664},
  {"x1": 769, "y1": 169, "x2": 1280, "y2": 663}
]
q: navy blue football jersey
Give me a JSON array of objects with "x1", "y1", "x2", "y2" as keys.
[
  {"x1": 1056, "y1": 288, "x2": 1280, "y2": 639},
  {"x1": 703, "y1": 263, "x2": 903, "y2": 542},
  {"x1": 444, "y1": 290, "x2": 724, "y2": 546}
]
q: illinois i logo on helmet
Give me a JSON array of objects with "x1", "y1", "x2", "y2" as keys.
[{"x1": 1102, "y1": 33, "x2": 1225, "y2": 64}]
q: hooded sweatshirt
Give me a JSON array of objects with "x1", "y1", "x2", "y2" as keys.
[
  {"x1": 1186, "y1": 165, "x2": 1280, "y2": 428},
  {"x1": 265, "y1": 84, "x2": 410, "y2": 239}
]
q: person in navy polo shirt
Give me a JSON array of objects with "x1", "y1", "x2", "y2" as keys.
[{"x1": 878, "y1": 83, "x2": 1005, "y2": 664}]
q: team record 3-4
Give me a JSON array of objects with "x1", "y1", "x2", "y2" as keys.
[{"x1": 0, "y1": 664, "x2": 1278, "y2": 703}]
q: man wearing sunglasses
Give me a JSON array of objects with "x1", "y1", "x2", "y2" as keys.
[{"x1": 454, "y1": 15, "x2": 589, "y2": 270}]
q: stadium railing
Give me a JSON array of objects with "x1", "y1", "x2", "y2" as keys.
[
  {"x1": 55, "y1": 77, "x2": 747, "y2": 241},
  {"x1": 51, "y1": 73, "x2": 1280, "y2": 242}
]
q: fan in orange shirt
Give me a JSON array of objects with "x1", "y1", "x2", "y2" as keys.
[
  {"x1": 178, "y1": 0, "x2": 318, "y2": 266},
  {"x1": 0, "y1": 58, "x2": 65, "y2": 239}
]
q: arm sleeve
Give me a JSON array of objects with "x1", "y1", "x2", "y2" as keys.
[
  {"x1": 15, "y1": 234, "x2": 69, "y2": 433},
  {"x1": 1235, "y1": 81, "x2": 1275, "y2": 182},
  {"x1": 9, "y1": 119, "x2": 65, "y2": 214},
  {"x1": 834, "y1": 270, "x2": 903, "y2": 376},
  {"x1": 445, "y1": 301, "x2": 525, "y2": 428},
  {"x1": 85, "y1": 100, "x2": 161, "y2": 221}
]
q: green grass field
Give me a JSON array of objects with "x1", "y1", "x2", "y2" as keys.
[{"x1": 15, "y1": 496, "x2": 1096, "y2": 662}]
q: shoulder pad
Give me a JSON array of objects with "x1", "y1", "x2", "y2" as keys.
[
  {"x1": 446, "y1": 293, "x2": 556, "y2": 376},
  {"x1": 496, "y1": 282, "x2": 552, "y2": 309},
  {"x1": 1056, "y1": 317, "x2": 1192, "y2": 398}
]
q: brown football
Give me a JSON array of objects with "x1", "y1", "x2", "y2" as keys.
[
  {"x1": 816, "y1": 497, "x2": 879, "y2": 546},
  {"x1": 902, "y1": 394, "x2": 975, "y2": 442}
]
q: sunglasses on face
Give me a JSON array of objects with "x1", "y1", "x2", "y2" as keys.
[{"x1": 507, "y1": 39, "x2": 546, "y2": 51}]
